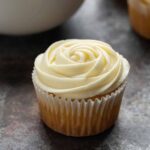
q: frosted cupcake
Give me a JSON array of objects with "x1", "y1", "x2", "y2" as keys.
[
  {"x1": 32, "y1": 39, "x2": 130, "y2": 137},
  {"x1": 128, "y1": 0, "x2": 150, "y2": 39}
]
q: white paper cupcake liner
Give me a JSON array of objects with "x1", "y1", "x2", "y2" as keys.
[{"x1": 32, "y1": 73, "x2": 126, "y2": 137}]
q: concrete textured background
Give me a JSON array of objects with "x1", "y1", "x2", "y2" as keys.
[{"x1": 0, "y1": 0, "x2": 150, "y2": 149}]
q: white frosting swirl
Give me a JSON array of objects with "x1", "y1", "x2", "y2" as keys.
[{"x1": 34, "y1": 39, "x2": 130, "y2": 98}]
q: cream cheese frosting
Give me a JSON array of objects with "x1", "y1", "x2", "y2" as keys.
[{"x1": 34, "y1": 39, "x2": 130, "y2": 99}]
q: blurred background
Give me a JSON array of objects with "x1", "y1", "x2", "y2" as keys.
[{"x1": 0, "y1": 0, "x2": 150, "y2": 150}]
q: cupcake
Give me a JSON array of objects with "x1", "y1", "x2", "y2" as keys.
[
  {"x1": 32, "y1": 39, "x2": 130, "y2": 137},
  {"x1": 128, "y1": 0, "x2": 150, "y2": 39}
]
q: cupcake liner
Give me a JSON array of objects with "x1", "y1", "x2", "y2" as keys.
[
  {"x1": 128, "y1": 0, "x2": 150, "y2": 39},
  {"x1": 32, "y1": 74, "x2": 126, "y2": 137},
  {"x1": 128, "y1": 0, "x2": 150, "y2": 15}
]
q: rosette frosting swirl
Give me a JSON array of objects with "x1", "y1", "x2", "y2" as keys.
[{"x1": 34, "y1": 39, "x2": 130, "y2": 98}]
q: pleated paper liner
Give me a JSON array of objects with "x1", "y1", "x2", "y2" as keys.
[
  {"x1": 128, "y1": 0, "x2": 150, "y2": 39},
  {"x1": 33, "y1": 75, "x2": 126, "y2": 137}
]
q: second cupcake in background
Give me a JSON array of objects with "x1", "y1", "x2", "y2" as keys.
[
  {"x1": 128, "y1": 0, "x2": 150, "y2": 39},
  {"x1": 32, "y1": 39, "x2": 130, "y2": 137}
]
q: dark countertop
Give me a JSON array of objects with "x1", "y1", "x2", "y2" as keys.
[{"x1": 0, "y1": 0, "x2": 150, "y2": 149}]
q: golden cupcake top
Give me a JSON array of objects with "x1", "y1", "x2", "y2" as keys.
[
  {"x1": 141, "y1": 0, "x2": 150, "y2": 4},
  {"x1": 129, "y1": 0, "x2": 150, "y2": 6},
  {"x1": 34, "y1": 39, "x2": 130, "y2": 99},
  {"x1": 128, "y1": 0, "x2": 150, "y2": 39}
]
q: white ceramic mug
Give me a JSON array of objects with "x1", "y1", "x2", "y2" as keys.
[{"x1": 0, "y1": 0, "x2": 83, "y2": 35}]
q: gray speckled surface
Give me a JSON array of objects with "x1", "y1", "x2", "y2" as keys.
[{"x1": 0, "y1": 0, "x2": 150, "y2": 149}]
